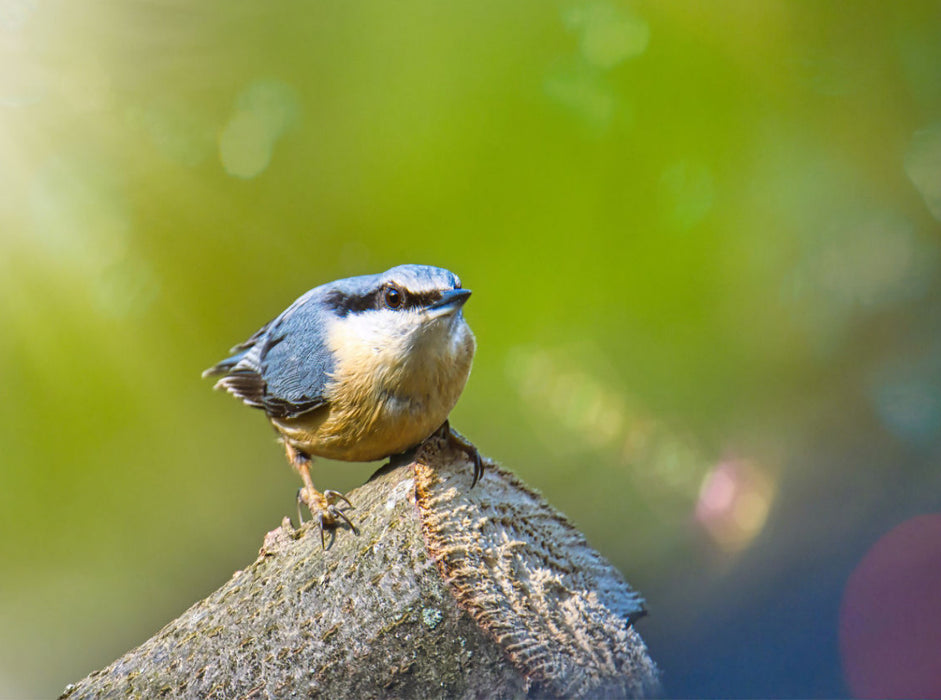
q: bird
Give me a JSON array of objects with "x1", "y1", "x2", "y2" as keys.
[{"x1": 203, "y1": 264, "x2": 481, "y2": 545}]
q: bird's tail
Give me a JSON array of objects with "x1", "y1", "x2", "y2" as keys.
[{"x1": 201, "y1": 352, "x2": 246, "y2": 379}]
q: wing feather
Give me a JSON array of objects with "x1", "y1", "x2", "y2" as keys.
[{"x1": 203, "y1": 287, "x2": 334, "y2": 419}]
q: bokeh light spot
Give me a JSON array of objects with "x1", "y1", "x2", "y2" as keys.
[
  {"x1": 699, "y1": 467, "x2": 736, "y2": 512},
  {"x1": 784, "y1": 208, "x2": 936, "y2": 350},
  {"x1": 840, "y1": 515, "x2": 941, "y2": 698},
  {"x1": 905, "y1": 122, "x2": 941, "y2": 222},
  {"x1": 0, "y1": 0, "x2": 36, "y2": 32},
  {"x1": 219, "y1": 79, "x2": 299, "y2": 179},
  {"x1": 869, "y1": 357, "x2": 941, "y2": 447},
  {"x1": 544, "y1": 58, "x2": 619, "y2": 134},
  {"x1": 236, "y1": 80, "x2": 300, "y2": 138},
  {"x1": 28, "y1": 154, "x2": 130, "y2": 269},
  {"x1": 695, "y1": 460, "x2": 775, "y2": 553},
  {"x1": 128, "y1": 101, "x2": 214, "y2": 168},
  {"x1": 507, "y1": 346, "x2": 627, "y2": 450},
  {"x1": 563, "y1": 1, "x2": 649, "y2": 69},
  {"x1": 507, "y1": 346, "x2": 710, "y2": 496},
  {"x1": 659, "y1": 160, "x2": 715, "y2": 230},
  {"x1": 817, "y1": 211, "x2": 922, "y2": 307},
  {"x1": 219, "y1": 111, "x2": 274, "y2": 179}
]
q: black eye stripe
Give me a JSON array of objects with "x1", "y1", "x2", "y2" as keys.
[
  {"x1": 325, "y1": 286, "x2": 448, "y2": 316},
  {"x1": 324, "y1": 287, "x2": 393, "y2": 316},
  {"x1": 382, "y1": 286, "x2": 443, "y2": 311},
  {"x1": 401, "y1": 291, "x2": 440, "y2": 309}
]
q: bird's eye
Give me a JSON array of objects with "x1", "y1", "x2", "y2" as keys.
[{"x1": 384, "y1": 286, "x2": 403, "y2": 309}]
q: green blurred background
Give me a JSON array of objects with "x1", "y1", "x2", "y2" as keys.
[{"x1": 3, "y1": 1, "x2": 941, "y2": 696}]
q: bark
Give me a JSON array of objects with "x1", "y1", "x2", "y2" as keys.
[{"x1": 61, "y1": 432, "x2": 660, "y2": 699}]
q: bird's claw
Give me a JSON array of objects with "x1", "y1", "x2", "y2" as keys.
[
  {"x1": 296, "y1": 487, "x2": 356, "y2": 548},
  {"x1": 323, "y1": 489, "x2": 352, "y2": 508},
  {"x1": 470, "y1": 449, "x2": 483, "y2": 488},
  {"x1": 438, "y1": 421, "x2": 484, "y2": 487}
]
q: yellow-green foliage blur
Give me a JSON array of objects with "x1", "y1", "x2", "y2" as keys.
[{"x1": 2, "y1": 1, "x2": 941, "y2": 697}]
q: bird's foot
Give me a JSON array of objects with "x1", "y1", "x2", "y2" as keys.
[
  {"x1": 297, "y1": 487, "x2": 356, "y2": 549},
  {"x1": 434, "y1": 420, "x2": 484, "y2": 487}
]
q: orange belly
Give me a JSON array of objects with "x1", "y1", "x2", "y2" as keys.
[
  {"x1": 272, "y1": 395, "x2": 451, "y2": 461},
  {"x1": 273, "y1": 307, "x2": 476, "y2": 462}
]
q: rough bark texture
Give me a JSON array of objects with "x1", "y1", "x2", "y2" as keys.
[{"x1": 62, "y1": 433, "x2": 659, "y2": 699}]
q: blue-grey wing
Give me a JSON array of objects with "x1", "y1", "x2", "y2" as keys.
[{"x1": 204, "y1": 288, "x2": 334, "y2": 419}]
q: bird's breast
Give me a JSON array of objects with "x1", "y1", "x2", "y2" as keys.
[{"x1": 273, "y1": 312, "x2": 475, "y2": 461}]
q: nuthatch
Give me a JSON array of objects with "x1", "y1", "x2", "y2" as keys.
[{"x1": 203, "y1": 264, "x2": 480, "y2": 544}]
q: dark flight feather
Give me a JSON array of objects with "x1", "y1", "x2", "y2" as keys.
[{"x1": 203, "y1": 287, "x2": 334, "y2": 419}]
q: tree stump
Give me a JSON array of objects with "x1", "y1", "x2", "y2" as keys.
[{"x1": 61, "y1": 431, "x2": 660, "y2": 698}]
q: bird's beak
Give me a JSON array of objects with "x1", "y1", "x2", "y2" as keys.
[{"x1": 426, "y1": 288, "x2": 472, "y2": 317}]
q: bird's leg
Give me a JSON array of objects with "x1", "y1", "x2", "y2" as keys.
[
  {"x1": 434, "y1": 420, "x2": 484, "y2": 487},
  {"x1": 284, "y1": 442, "x2": 355, "y2": 548}
]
